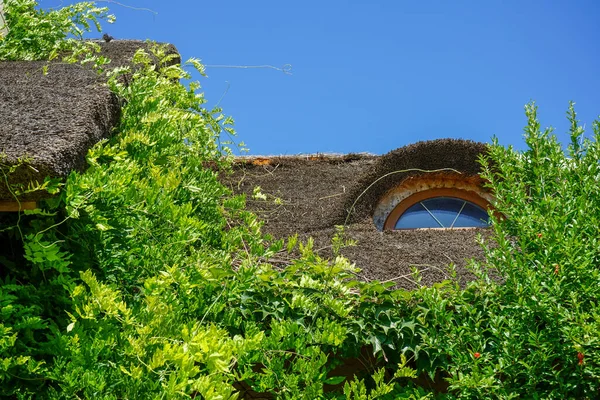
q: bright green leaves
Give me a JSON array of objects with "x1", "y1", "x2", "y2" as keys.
[
  {"x1": 23, "y1": 234, "x2": 71, "y2": 274},
  {"x1": 465, "y1": 103, "x2": 600, "y2": 397},
  {"x1": 0, "y1": 0, "x2": 113, "y2": 62},
  {"x1": 74, "y1": 270, "x2": 131, "y2": 323},
  {"x1": 68, "y1": 272, "x2": 244, "y2": 398},
  {"x1": 186, "y1": 57, "x2": 206, "y2": 76},
  {"x1": 4, "y1": 0, "x2": 600, "y2": 398}
]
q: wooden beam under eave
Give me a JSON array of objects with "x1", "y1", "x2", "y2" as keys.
[{"x1": 0, "y1": 201, "x2": 38, "y2": 212}]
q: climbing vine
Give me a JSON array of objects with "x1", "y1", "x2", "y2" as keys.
[{"x1": 1, "y1": 1, "x2": 600, "y2": 399}]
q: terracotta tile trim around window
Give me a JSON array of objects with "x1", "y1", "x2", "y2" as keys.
[{"x1": 382, "y1": 187, "x2": 493, "y2": 231}]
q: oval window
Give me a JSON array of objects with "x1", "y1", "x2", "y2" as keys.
[{"x1": 394, "y1": 197, "x2": 490, "y2": 229}]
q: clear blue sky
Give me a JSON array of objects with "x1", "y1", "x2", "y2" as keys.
[{"x1": 42, "y1": 1, "x2": 600, "y2": 155}]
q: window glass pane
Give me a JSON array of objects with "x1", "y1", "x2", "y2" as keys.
[
  {"x1": 421, "y1": 197, "x2": 464, "y2": 227},
  {"x1": 394, "y1": 196, "x2": 490, "y2": 229},
  {"x1": 394, "y1": 203, "x2": 440, "y2": 229},
  {"x1": 452, "y1": 201, "x2": 490, "y2": 227}
]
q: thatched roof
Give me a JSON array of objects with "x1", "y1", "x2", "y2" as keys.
[
  {"x1": 345, "y1": 139, "x2": 489, "y2": 222},
  {"x1": 225, "y1": 139, "x2": 492, "y2": 288},
  {"x1": 95, "y1": 39, "x2": 180, "y2": 69},
  {"x1": 0, "y1": 61, "x2": 119, "y2": 201},
  {"x1": 229, "y1": 153, "x2": 378, "y2": 236},
  {"x1": 0, "y1": 40, "x2": 179, "y2": 201}
]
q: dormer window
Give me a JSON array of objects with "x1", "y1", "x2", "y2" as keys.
[
  {"x1": 381, "y1": 187, "x2": 493, "y2": 230},
  {"x1": 393, "y1": 197, "x2": 489, "y2": 229}
]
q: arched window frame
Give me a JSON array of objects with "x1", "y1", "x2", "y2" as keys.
[{"x1": 383, "y1": 188, "x2": 492, "y2": 230}]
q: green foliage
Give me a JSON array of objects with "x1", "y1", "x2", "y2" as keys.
[
  {"x1": 471, "y1": 102, "x2": 600, "y2": 398},
  {"x1": 0, "y1": 0, "x2": 113, "y2": 62},
  {"x1": 2, "y1": 1, "x2": 600, "y2": 398}
]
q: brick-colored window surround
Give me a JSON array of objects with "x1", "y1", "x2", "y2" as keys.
[{"x1": 383, "y1": 187, "x2": 493, "y2": 230}]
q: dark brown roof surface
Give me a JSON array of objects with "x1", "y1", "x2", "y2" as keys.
[
  {"x1": 345, "y1": 139, "x2": 489, "y2": 222},
  {"x1": 0, "y1": 61, "x2": 119, "y2": 200},
  {"x1": 226, "y1": 139, "x2": 492, "y2": 287},
  {"x1": 228, "y1": 154, "x2": 378, "y2": 236},
  {"x1": 308, "y1": 224, "x2": 490, "y2": 290},
  {"x1": 0, "y1": 40, "x2": 179, "y2": 201}
]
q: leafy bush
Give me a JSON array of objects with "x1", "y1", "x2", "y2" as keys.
[
  {"x1": 0, "y1": 0, "x2": 113, "y2": 61},
  {"x1": 1, "y1": 1, "x2": 600, "y2": 398}
]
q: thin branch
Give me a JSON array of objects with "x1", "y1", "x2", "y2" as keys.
[
  {"x1": 409, "y1": 263, "x2": 451, "y2": 277},
  {"x1": 344, "y1": 168, "x2": 461, "y2": 226},
  {"x1": 215, "y1": 81, "x2": 230, "y2": 108},
  {"x1": 318, "y1": 191, "x2": 346, "y2": 201},
  {"x1": 205, "y1": 64, "x2": 293, "y2": 75},
  {"x1": 95, "y1": 1, "x2": 158, "y2": 15},
  {"x1": 380, "y1": 268, "x2": 430, "y2": 284}
]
